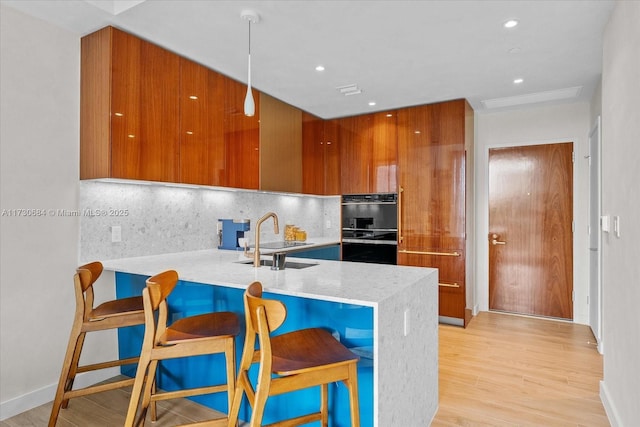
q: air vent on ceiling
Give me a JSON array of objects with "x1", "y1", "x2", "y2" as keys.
[
  {"x1": 336, "y1": 84, "x2": 362, "y2": 96},
  {"x1": 481, "y1": 86, "x2": 583, "y2": 109}
]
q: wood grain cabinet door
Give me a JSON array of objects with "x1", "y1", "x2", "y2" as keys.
[
  {"x1": 339, "y1": 115, "x2": 373, "y2": 194},
  {"x1": 397, "y1": 101, "x2": 466, "y2": 251},
  {"x1": 224, "y1": 78, "x2": 260, "y2": 190},
  {"x1": 371, "y1": 111, "x2": 398, "y2": 193},
  {"x1": 302, "y1": 116, "x2": 342, "y2": 195},
  {"x1": 111, "y1": 28, "x2": 180, "y2": 182},
  {"x1": 339, "y1": 112, "x2": 397, "y2": 194},
  {"x1": 179, "y1": 59, "x2": 225, "y2": 186},
  {"x1": 302, "y1": 112, "x2": 325, "y2": 194}
]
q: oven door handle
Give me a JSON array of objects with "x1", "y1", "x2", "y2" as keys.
[{"x1": 342, "y1": 239, "x2": 398, "y2": 245}]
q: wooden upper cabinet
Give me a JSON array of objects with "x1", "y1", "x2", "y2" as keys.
[
  {"x1": 397, "y1": 100, "x2": 467, "y2": 251},
  {"x1": 371, "y1": 111, "x2": 398, "y2": 193},
  {"x1": 302, "y1": 115, "x2": 341, "y2": 195},
  {"x1": 179, "y1": 58, "x2": 225, "y2": 186},
  {"x1": 302, "y1": 112, "x2": 325, "y2": 195},
  {"x1": 324, "y1": 119, "x2": 341, "y2": 195},
  {"x1": 339, "y1": 112, "x2": 397, "y2": 194},
  {"x1": 259, "y1": 93, "x2": 302, "y2": 193},
  {"x1": 224, "y1": 78, "x2": 260, "y2": 190},
  {"x1": 81, "y1": 26, "x2": 180, "y2": 182}
]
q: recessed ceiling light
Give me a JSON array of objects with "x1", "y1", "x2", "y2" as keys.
[
  {"x1": 504, "y1": 19, "x2": 518, "y2": 28},
  {"x1": 386, "y1": 113, "x2": 393, "y2": 117},
  {"x1": 315, "y1": 65, "x2": 325, "y2": 71},
  {"x1": 368, "y1": 101, "x2": 376, "y2": 106},
  {"x1": 508, "y1": 47, "x2": 522, "y2": 54},
  {"x1": 513, "y1": 78, "x2": 524, "y2": 84},
  {"x1": 189, "y1": 95, "x2": 198, "y2": 100}
]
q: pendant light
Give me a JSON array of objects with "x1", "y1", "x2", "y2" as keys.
[{"x1": 241, "y1": 10, "x2": 260, "y2": 117}]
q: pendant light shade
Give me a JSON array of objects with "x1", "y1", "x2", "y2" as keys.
[
  {"x1": 241, "y1": 10, "x2": 260, "y2": 117},
  {"x1": 244, "y1": 54, "x2": 255, "y2": 116}
]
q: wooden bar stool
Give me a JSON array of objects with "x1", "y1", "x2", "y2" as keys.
[
  {"x1": 125, "y1": 270, "x2": 239, "y2": 427},
  {"x1": 228, "y1": 281, "x2": 361, "y2": 427},
  {"x1": 49, "y1": 261, "x2": 145, "y2": 426}
]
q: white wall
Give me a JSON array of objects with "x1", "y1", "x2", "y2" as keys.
[
  {"x1": 475, "y1": 102, "x2": 591, "y2": 324},
  {"x1": 599, "y1": 1, "x2": 640, "y2": 425},
  {"x1": 0, "y1": 5, "x2": 83, "y2": 419}
]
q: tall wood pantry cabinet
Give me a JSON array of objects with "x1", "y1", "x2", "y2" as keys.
[{"x1": 397, "y1": 99, "x2": 474, "y2": 326}]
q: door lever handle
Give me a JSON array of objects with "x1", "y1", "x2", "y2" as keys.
[{"x1": 491, "y1": 234, "x2": 506, "y2": 245}]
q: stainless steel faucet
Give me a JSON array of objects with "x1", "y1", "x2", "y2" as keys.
[{"x1": 249, "y1": 212, "x2": 279, "y2": 267}]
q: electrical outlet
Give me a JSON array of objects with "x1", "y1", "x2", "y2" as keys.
[
  {"x1": 326, "y1": 219, "x2": 331, "y2": 229},
  {"x1": 111, "y1": 225, "x2": 122, "y2": 243}
]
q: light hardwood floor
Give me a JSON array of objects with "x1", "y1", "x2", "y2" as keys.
[
  {"x1": 2, "y1": 311, "x2": 608, "y2": 426},
  {"x1": 433, "y1": 311, "x2": 608, "y2": 426}
]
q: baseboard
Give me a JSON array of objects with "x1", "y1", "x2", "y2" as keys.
[
  {"x1": 438, "y1": 315, "x2": 464, "y2": 327},
  {"x1": 599, "y1": 380, "x2": 620, "y2": 427},
  {"x1": 0, "y1": 367, "x2": 119, "y2": 421}
]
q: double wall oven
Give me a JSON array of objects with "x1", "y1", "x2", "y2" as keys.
[{"x1": 341, "y1": 193, "x2": 398, "y2": 265}]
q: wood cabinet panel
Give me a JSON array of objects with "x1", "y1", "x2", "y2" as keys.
[
  {"x1": 111, "y1": 28, "x2": 180, "y2": 182},
  {"x1": 80, "y1": 27, "x2": 111, "y2": 179},
  {"x1": 397, "y1": 99, "x2": 473, "y2": 325},
  {"x1": 397, "y1": 101, "x2": 466, "y2": 248},
  {"x1": 371, "y1": 112, "x2": 398, "y2": 193},
  {"x1": 81, "y1": 27, "x2": 180, "y2": 182},
  {"x1": 302, "y1": 115, "x2": 341, "y2": 195},
  {"x1": 224, "y1": 78, "x2": 260, "y2": 189},
  {"x1": 339, "y1": 112, "x2": 397, "y2": 194},
  {"x1": 179, "y1": 58, "x2": 225, "y2": 185},
  {"x1": 302, "y1": 112, "x2": 325, "y2": 194},
  {"x1": 259, "y1": 93, "x2": 302, "y2": 193},
  {"x1": 324, "y1": 119, "x2": 341, "y2": 195},
  {"x1": 339, "y1": 115, "x2": 372, "y2": 194}
]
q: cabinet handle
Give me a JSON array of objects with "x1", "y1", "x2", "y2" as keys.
[
  {"x1": 398, "y1": 249, "x2": 461, "y2": 257},
  {"x1": 439, "y1": 282, "x2": 460, "y2": 288},
  {"x1": 398, "y1": 186, "x2": 404, "y2": 243}
]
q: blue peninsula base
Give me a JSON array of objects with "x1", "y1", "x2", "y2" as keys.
[{"x1": 116, "y1": 272, "x2": 373, "y2": 426}]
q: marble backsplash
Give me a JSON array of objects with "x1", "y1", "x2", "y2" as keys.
[{"x1": 79, "y1": 180, "x2": 340, "y2": 263}]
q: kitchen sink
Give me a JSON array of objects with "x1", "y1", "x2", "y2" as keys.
[
  {"x1": 255, "y1": 241, "x2": 313, "y2": 250},
  {"x1": 236, "y1": 259, "x2": 318, "y2": 269}
]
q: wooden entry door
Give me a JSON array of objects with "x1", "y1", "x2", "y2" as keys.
[{"x1": 489, "y1": 143, "x2": 574, "y2": 319}]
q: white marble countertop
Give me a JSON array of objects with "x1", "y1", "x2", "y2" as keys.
[{"x1": 102, "y1": 237, "x2": 437, "y2": 307}]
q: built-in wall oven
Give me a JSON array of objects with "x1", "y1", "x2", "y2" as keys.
[{"x1": 341, "y1": 193, "x2": 397, "y2": 265}]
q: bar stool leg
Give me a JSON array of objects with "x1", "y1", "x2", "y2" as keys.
[{"x1": 48, "y1": 324, "x2": 84, "y2": 426}]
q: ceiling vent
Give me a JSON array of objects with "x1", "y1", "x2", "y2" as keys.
[
  {"x1": 481, "y1": 86, "x2": 583, "y2": 109},
  {"x1": 336, "y1": 84, "x2": 362, "y2": 96}
]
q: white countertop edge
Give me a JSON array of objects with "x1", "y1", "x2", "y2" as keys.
[{"x1": 101, "y1": 240, "x2": 437, "y2": 306}]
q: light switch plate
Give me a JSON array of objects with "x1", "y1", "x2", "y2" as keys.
[
  {"x1": 613, "y1": 215, "x2": 621, "y2": 238},
  {"x1": 601, "y1": 215, "x2": 610, "y2": 232}
]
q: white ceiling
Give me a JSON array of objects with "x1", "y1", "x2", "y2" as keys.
[{"x1": 2, "y1": 0, "x2": 614, "y2": 119}]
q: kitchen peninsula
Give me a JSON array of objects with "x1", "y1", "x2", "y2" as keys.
[{"x1": 102, "y1": 240, "x2": 438, "y2": 426}]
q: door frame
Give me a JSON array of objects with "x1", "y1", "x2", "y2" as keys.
[
  {"x1": 588, "y1": 116, "x2": 603, "y2": 353},
  {"x1": 476, "y1": 137, "x2": 587, "y2": 322}
]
